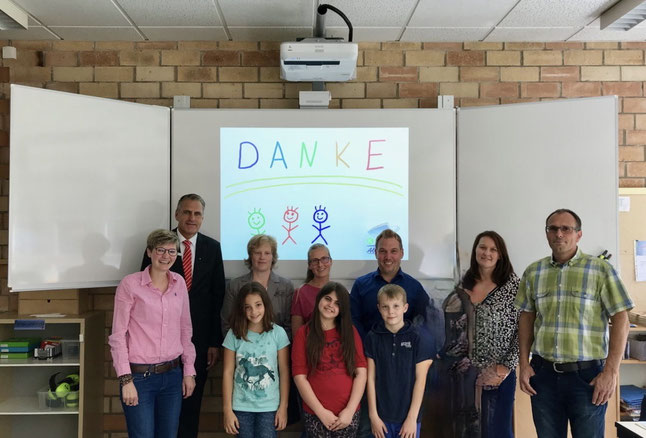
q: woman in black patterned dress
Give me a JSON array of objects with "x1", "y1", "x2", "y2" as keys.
[{"x1": 427, "y1": 230, "x2": 520, "y2": 438}]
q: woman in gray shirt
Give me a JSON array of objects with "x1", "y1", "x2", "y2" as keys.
[{"x1": 221, "y1": 234, "x2": 294, "y2": 340}]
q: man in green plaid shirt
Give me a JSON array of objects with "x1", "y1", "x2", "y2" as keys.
[{"x1": 515, "y1": 208, "x2": 633, "y2": 438}]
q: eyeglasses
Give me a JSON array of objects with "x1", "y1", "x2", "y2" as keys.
[
  {"x1": 308, "y1": 256, "x2": 331, "y2": 265},
  {"x1": 154, "y1": 247, "x2": 178, "y2": 256},
  {"x1": 545, "y1": 226, "x2": 579, "y2": 234}
]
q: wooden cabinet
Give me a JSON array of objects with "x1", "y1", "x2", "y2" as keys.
[{"x1": 0, "y1": 312, "x2": 103, "y2": 438}]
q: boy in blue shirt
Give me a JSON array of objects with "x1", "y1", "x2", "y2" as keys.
[{"x1": 365, "y1": 284, "x2": 433, "y2": 438}]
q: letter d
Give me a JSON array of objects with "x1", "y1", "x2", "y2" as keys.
[{"x1": 238, "y1": 141, "x2": 259, "y2": 169}]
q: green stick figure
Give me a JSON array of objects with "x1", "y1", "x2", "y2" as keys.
[{"x1": 248, "y1": 208, "x2": 266, "y2": 235}]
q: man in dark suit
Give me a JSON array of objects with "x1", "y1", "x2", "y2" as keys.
[{"x1": 141, "y1": 193, "x2": 225, "y2": 438}]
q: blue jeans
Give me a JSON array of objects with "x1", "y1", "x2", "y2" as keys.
[
  {"x1": 234, "y1": 410, "x2": 277, "y2": 438},
  {"x1": 529, "y1": 357, "x2": 606, "y2": 438},
  {"x1": 121, "y1": 366, "x2": 183, "y2": 438},
  {"x1": 481, "y1": 370, "x2": 516, "y2": 438}
]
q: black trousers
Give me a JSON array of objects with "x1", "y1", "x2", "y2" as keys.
[{"x1": 177, "y1": 346, "x2": 208, "y2": 438}]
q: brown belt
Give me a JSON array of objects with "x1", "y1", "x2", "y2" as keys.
[{"x1": 130, "y1": 357, "x2": 181, "y2": 375}]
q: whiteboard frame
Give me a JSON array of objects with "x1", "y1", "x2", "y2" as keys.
[
  {"x1": 457, "y1": 96, "x2": 619, "y2": 276},
  {"x1": 9, "y1": 85, "x2": 171, "y2": 292},
  {"x1": 8, "y1": 89, "x2": 619, "y2": 292}
]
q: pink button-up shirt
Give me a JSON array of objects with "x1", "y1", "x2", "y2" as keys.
[{"x1": 109, "y1": 266, "x2": 196, "y2": 377}]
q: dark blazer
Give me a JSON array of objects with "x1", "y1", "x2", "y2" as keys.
[{"x1": 141, "y1": 230, "x2": 226, "y2": 349}]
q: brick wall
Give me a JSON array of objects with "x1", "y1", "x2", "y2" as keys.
[{"x1": 1, "y1": 39, "x2": 645, "y2": 436}]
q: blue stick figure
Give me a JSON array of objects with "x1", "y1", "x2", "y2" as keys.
[{"x1": 311, "y1": 205, "x2": 330, "y2": 244}]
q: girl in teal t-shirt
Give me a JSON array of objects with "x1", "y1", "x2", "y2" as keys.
[{"x1": 222, "y1": 281, "x2": 290, "y2": 438}]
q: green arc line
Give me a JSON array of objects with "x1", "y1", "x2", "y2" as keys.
[
  {"x1": 225, "y1": 174, "x2": 403, "y2": 189},
  {"x1": 224, "y1": 182, "x2": 404, "y2": 199}
]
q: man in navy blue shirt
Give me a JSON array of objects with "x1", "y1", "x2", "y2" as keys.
[
  {"x1": 350, "y1": 229, "x2": 431, "y2": 438},
  {"x1": 350, "y1": 229, "x2": 430, "y2": 340}
]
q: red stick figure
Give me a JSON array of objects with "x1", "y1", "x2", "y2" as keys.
[{"x1": 282, "y1": 206, "x2": 299, "y2": 245}]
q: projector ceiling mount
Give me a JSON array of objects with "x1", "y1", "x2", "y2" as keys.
[{"x1": 314, "y1": 3, "x2": 354, "y2": 42}]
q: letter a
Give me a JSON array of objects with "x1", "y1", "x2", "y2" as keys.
[
  {"x1": 270, "y1": 141, "x2": 288, "y2": 169},
  {"x1": 238, "y1": 141, "x2": 259, "y2": 169}
]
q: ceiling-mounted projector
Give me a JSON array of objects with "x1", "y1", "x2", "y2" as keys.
[{"x1": 280, "y1": 38, "x2": 358, "y2": 82}]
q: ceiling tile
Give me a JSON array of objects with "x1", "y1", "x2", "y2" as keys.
[
  {"x1": 316, "y1": 0, "x2": 416, "y2": 27},
  {"x1": 218, "y1": 0, "x2": 313, "y2": 26},
  {"x1": 14, "y1": 0, "x2": 130, "y2": 26},
  {"x1": 324, "y1": 26, "x2": 401, "y2": 42},
  {"x1": 50, "y1": 27, "x2": 144, "y2": 41},
  {"x1": 486, "y1": 27, "x2": 579, "y2": 41},
  {"x1": 569, "y1": 18, "x2": 646, "y2": 41},
  {"x1": 499, "y1": 0, "x2": 617, "y2": 27},
  {"x1": 0, "y1": 26, "x2": 57, "y2": 40},
  {"x1": 228, "y1": 27, "x2": 312, "y2": 41},
  {"x1": 0, "y1": 0, "x2": 637, "y2": 43},
  {"x1": 401, "y1": 27, "x2": 491, "y2": 41},
  {"x1": 118, "y1": 0, "x2": 222, "y2": 26},
  {"x1": 140, "y1": 27, "x2": 228, "y2": 41},
  {"x1": 409, "y1": 0, "x2": 517, "y2": 27}
]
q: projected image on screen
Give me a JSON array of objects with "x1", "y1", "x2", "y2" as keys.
[{"x1": 220, "y1": 127, "x2": 409, "y2": 260}]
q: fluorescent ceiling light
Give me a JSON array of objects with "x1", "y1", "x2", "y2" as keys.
[
  {"x1": 601, "y1": 0, "x2": 646, "y2": 31},
  {"x1": 0, "y1": 0, "x2": 27, "y2": 30}
]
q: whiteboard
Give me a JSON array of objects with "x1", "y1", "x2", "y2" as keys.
[
  {"x1": 9, "y1": 85, "x2": 171, "y2": 292},
  {"x1": 457, "y1": 97, "x2": 618, "y2": 276},
  {"x1": 172, "y1": 109, "x2": 456, "y2": 280}
]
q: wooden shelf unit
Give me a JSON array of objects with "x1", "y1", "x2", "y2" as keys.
[
  {"x1": 0, "y1": 312, "x2": 103, "y2": 438},
  {"x1": 620, "y1": 324, "x2": 646, "y2": 423}
]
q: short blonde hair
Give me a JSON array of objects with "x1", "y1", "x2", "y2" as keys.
[
  {"x1": 146, "y1": 229, "x2": 180, "y2": 251},
  {"x1": 244, "y1": 234, "x2": 278, "y2": 270},
  {"x1": 377, "y1": 284, "x2": 407, "y2": 304}
]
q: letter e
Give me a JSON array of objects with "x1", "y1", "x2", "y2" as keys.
[{"x1": 366, "y1": 139, "x2": 385, "y2": 171}]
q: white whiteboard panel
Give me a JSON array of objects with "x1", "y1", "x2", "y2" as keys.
[
  {"x1": 9, "y1": 85, "x2": 171, "y2": 292},
  {"x1": 458, "y1": 97, "x2": 618, "y2": 276},
  {"x1": 172, "y1": 109, "x2": 456, "y2": 280}
]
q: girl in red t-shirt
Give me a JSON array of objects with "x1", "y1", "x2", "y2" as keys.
[{"x1": 292, "y1": 282, "x2": 367, "y2": 438}]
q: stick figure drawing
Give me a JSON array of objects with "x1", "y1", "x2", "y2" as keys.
[
  {"x1": 281, "y1": 206, "x2": 299, "y2": 245},
  {"x1": 247, "y1": 208, "x2": 266, "y2": 235},
  {"x1": 311, "y1": 205, "x2": 330, "y2": 244}
]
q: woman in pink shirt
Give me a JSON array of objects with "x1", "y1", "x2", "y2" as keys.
[
  {"x1": 291, "y1": 244, "x2": 333, "y2": 336},
  {"x1": 109, "y1": 229, "x2": 196, "y2": 438}
]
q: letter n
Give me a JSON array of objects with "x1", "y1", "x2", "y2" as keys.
[{"x1": 300, "y1": 141, "x2": 318, "y2": 168}]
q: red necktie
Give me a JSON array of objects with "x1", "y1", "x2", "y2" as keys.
[{"x1": 182, "y1": 240, "x2": 193, "y2": 291}]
